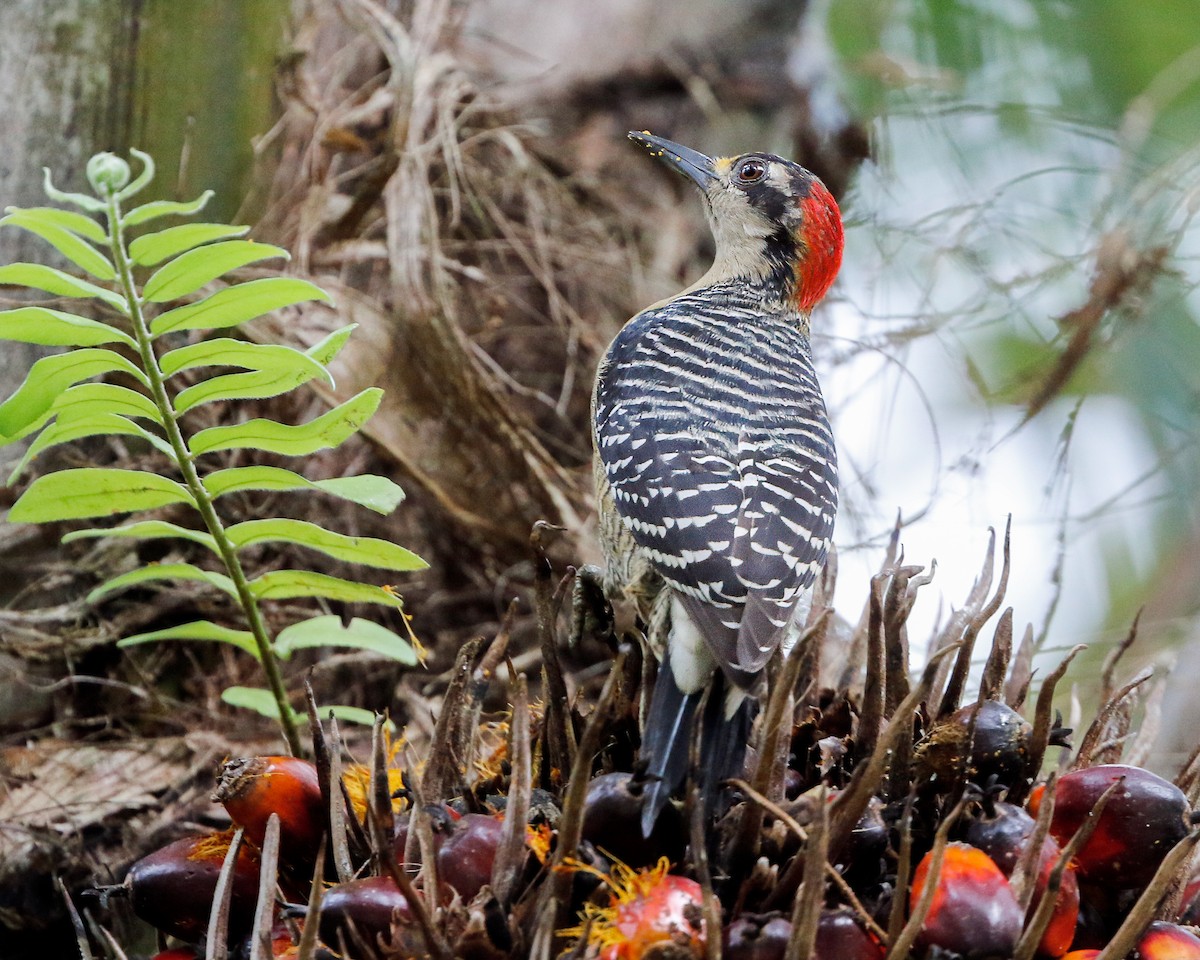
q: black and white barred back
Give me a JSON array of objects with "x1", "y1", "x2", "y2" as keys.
[{"x1": 594, "y1": 280, "x2": 838, "y2": 690}]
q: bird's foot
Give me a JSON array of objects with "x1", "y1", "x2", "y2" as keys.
[{"x1": 569, "y1": 563, "x2": 615, "y2": 652}]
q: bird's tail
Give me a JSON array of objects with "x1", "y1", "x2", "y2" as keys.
[{"x1": 639, "y1": 667, "x2": 753, "y2": 837}]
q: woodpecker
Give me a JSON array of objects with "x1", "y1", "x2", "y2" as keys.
[{"x1": 593, "y1": 132, "x2": 842, "y2": 833}]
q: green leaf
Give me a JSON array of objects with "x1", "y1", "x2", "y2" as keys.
[
  {"x1": 306, "y1": 324, "x2": 355, "y2": 367},
  {"x1": 228, "y1": 518, "x2": 427, "y2": 572},
  {"x1": 247, "y1": 570, "x2": 404, "y2": 606},
  {"x1": 121, "y1": 191, "x2": 213, "y2": 228},
  {"x1": 63, "y1": 520, "x2": 217, "y2": 552},
  {"x1": 8, "y1": 468, "x2": 193, "y2": 522},
  {"x1": 143, "y1": 240, "x2": 290, "y2": 303},
  {"x1": 88, "y1": 563, "x2": 236, "y2": 603},
  {"x1": 219, "y1": 687, "x2": 386, "y2": 729},
  {"x1": 4, "y1": 381, "x2": 164, "y2": 478},
  {"x1": 161, "y1": 338, "x2": 313, "y2": 377},
  {"x1": 188, "y1": 388, "x2": 382, "y2": 457},
  {"x1": 2, "y1": 206, "x2": 107, "y2": 243},
  {"x1": 201, "y1": 466, "x2": 404, "y2": 515},
  {"x1": 172, "y1": 347, "x2": 332, "y2": 414},
  {"x1": 0, "y1": 304, "x2": 132, "y2": 347},
  {"x1": 50, "y1": 382, "x2": 163, "y2": 425},
  {"x1": 0, "y1": 210, "x2": 115, "y2": 280},
  {"x1": 314, "y1": 705, "x2": 389, "y2": 729},
  {"x1": 129, "y1": 223, "x2": 250, "y2": 266},
  {"x1": 220, "y1": 686, "x2": 295, "y2": 721},
  {"x1": 0, "y1": 265, "x2": 127, "y2": 313},
  {"x1": 0, "y1": 348, "x2": 148, "y2": 440},
  {"x1": 119, "y1": 621, "x2": 258, "y2": 658},
  {"x1": 151, "y1": 277, "x2": 332, "y2": 335},
  {"x1": 274, "y1": 615, "x2": 417, "y2": 663},
  {"x1": 7, "y1": 413, "x2": 170, "y2": 484}
]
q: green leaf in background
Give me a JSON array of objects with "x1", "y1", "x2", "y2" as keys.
[
  {"x1": 151, "y1": 277, "x2": 332, "y2": 335},
  {"x1": 227, "y1": 517, "x2": 427, "y2": 571},
  {"x1": 87, "y1": 563, "x2": 236, "y2": 603},
  {"x1": 0, "y1": 209, "x2": 115, "y2": 280},
  {"x1": 188, "y1": 388, "x2": 383, "y2": 457},
  {"x1": 142, "y1": 240, "x2": 289, "y2": 302},
  {"x1": 119, "y1": 621, "x2": 258, "y2": 657},
  {"x1": 128, "y1": 223, "x2": 250, "y2": 266},
  {"x1": 220, "y1": 685, "x2": 297, "y2": 721},
  {"x1": 0, "y1": 349, "x2": 148, "y2": 440},
  {"x1": 0, "y1": 267, "x2": 127, "y2": 314},
  {"x1": 2, "y1": 206, "x2": 106, "y2": 243},
  {"x1": 273, "y1": 614, "x2": 417, "y2": 663},
  {"x1": 7, "y1": 413, "x2": 171, "y2": 484},
  {"x1": 8, "y1": 468, "x2": 193, "y2": 522},
  {"x1": 201, "y1": 466, "x2": 405, "y2": 515},
  {"x1": 172, "y1": 347, "x2": 333, "y2": 414},
  {"x1": 247, "y1": 570, "x2": 404, "y2": 606},
  {"x1": 219, "y1": 687, "x2": 386, "y2": 729},
  {"x1": 63, "y1": 519, "x2": 218, "y2": 552},
  {"x1": 315, "y1": 705, "x2": 391, "y2": 728},
  {"x1": 0, "y1": 305, "x2": 133, "y2": 347},
  {"x1": 121, "y1": 191, "x2": 213, "y2": 228}
]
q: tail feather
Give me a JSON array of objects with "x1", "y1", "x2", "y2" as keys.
[
  {"x1": 699, "y1": 680, "x2": 753, "y2": 815},
  {"x1": 640, "y1": 665, "x2": 700, "y2": 837},
  {"x1": 639, "y1": 668, "x2": 754, "y2": 837}
]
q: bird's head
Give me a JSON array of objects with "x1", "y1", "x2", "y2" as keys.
[{"x1": 629, "y1": 131, "x2": 843, "y2": 314}]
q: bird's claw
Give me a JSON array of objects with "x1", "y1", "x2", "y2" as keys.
[{"x1": 570, "y1": 564, "x2": 615, "y2": 652}]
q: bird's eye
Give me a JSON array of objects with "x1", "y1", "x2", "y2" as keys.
[{"x1": 736, "y1": 159, "x2": 766, "y2": 183}]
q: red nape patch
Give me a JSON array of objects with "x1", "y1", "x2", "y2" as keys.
[{"x1": 793, "y1": 178, "x2": 844, "y2": 312}]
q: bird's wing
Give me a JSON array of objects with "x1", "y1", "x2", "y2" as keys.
[
  {"x1": 594, "y1": 308, "x2": 837, "y2": 681},
  {"x1": 724, "y1": 435, "x2": 837, "y2": 674}
]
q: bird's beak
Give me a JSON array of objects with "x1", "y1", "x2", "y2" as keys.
[{"x1": 628, "y1": 132, "x2": 719, "y2": 189}]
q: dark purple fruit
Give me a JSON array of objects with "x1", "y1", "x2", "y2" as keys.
[
  {"x1": 579, "y1": 771, "x2": 686, "y2": 867},
  {"x1": 724, "y1": 914, "x2": 791, "y2": 960},
  {"x1": 318, "y1": 876, "x2": 419, "y2": 957},
  {"x1": 814, "y1": 909, "x2": 885, "y2": 960},
  {"x1": 126, "y1": 832, "x2": 259, "y2": 942},
  {"x1": 1033, "y1": 764, "x2": 1189, "y2": 889},
  {"x1": 392, "y1": 804, "x2": 455, "y2": 869},
  {"x1": 435, "y1": 812, "x2": 505, "y2": 901},
  {"x1": 916, "y1": 700, "x2": 1032, "y2": 790}
]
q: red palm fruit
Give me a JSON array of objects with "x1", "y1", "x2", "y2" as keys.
[
  {"x1": 1035, "y1": 764, "x2": 1189, "y2": 889},
  {"x1": 126, "y1": 832, "x2": 260, "y2": 942},
  {"x1": 1060, "y1": 952, "x2": 1100, "y2": 960},
  {"x1": 566, "y1": 858, "x2": 706, "y2": 960},
  {"x1": 1135, "y1": 921, "x2": 1200, "y2": 959},
  {"x1": 814, "y1": 908, "x2": 885, "y2": 960},
  {"x1": 1178, "y1": 874, "x2": 1200, "y2": 924},
  {"x1": 965, "y1": 801, "x2": 1079, "y2": 957},
  {"x1": 214, "y1": 756, "x2": 324, "y2": 869},
  {"x1": 435, "y1": 812, "x2": 506, "y2": 901},
  {"x1": 318, "y1": 876, "x2": 420, "y2": 957},
  {"x1": 909, "y1": 842, "x2": 1022, "y2": 959}
]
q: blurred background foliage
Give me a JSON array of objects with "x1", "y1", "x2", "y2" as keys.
[{"x1": 824, "y1": 0, "x2": 1200, "y2": 755}]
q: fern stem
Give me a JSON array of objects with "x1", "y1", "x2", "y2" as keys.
[{"x1": 103, "y1": 194, "x2": 303, "y2": 757}]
